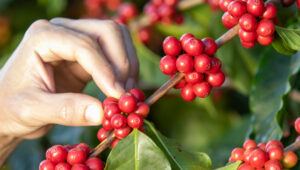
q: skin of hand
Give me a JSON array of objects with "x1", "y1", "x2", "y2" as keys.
[{"x1": 0, "y1": 18, "x2": 139, "y2": 166}]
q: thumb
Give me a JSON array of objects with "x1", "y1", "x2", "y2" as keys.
[{"x1": 33, "y1": 92, "x2": 104, "y2": 126}]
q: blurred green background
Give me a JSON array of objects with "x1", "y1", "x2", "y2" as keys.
[{"x1": 1, "y1": 0, "x2": 300, "y2": 169}]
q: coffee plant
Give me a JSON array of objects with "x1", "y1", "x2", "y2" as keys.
[{"x1": 1, "y1": 0, "x2": 300, "y2": 169}]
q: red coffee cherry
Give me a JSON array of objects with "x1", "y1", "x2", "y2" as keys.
[
  {"x1": 64, "y1": 145, "x2": 73, "y2": 152},
  {"x1": 135, "y1": 102, "x2": 150, "y2": 118},
  {"x1": 111, "y1": 138, "x2": 121, "y2": 148},
  {"x1": 152, "y1": 0, "x2": 163, "y2": 6},
  {"x1": 247, "y1": 0, "x2": 265, "y2": 17},
  {"x1": 281, "y1": 0, "x2": 295, "y2": 7},
  {"x1": 180, "y1": 33, "x2": 194, "y2": 47},
  {"x1": 243, "y1": 148, "x2": 255, "y2": 163},
  {"x1": 158, "y1": 4, "x2": 175, "y2": 18},
  {"x1": 127, "y1": 113, "x2": 144, "y2": 128},
  {"x1": 239, "y1": 29, "x2": 257, "y2": 42},
  {"x1": 138, "y1": 27, "x2": 151, "y2": 44},
  {"x1": 111, "y1": 114, "x2": 127, "y2": 129},
  {"x1": 118, "y1": 93, "x2": 138, "y2": 113},
  {"x1": 185, "y1": 71, "x2": 204, "y2": 84},
  {"x1": 240, "y1": 40, "x2": 256, "y2": 48},
  {"x1": 264, "y1": 160, "x2": 282, "y2": 170},
  {"x1": 144, "y1": 3, "x2": 161, "y2": 23},
  {"x1": 256, "y1": 19, "x2": 275, "y2": 37},
  {"x1": 192, "y1": 82, "x2": 211, "y2": 98},
  {"x1": 239, "y1": 14, "x2": 257, "y2": 32},
  {"x1": 228, "y1": 1, "x2": 247, "y2": 18},
  {"x1": 297, "y1": 0, "x2": 300, "y2": 10},
  {"x1": 222, "y1": 12, "x2": 239, "y2": 29},
  {"x1": 103, "y1": 97, "x2": 118, "y2": 107},
  {"x1": 46, "y1": 145, "x2": 68, "y2": 163},
  {"x1": 67, "y1": 148, "x2": 87, "y2": 165},
  {"x1": 267, "y1": 146, "x2": 283, "y2": 161},
  {"x1": 115, "y1": 126, "x2": 132, "y2": 139},
  {"x1": 159, "y1": 55, "x2": 177, "y2": 75},
  {"x1": 182, "y1": 37, "x2": 204, "y2": 56},
  {"x1": 104, "y1": 103, "x2": 121, "y2": 120},
  {"x1": 97, "y1": 128, "x2": 109, "y2": 141},
  {"x1": 206, "y1": 71, "x2": 225, "y2": 87},
  {"x1": 170, "y1": 74, "x2": 187, "y2": 89},
  {"x1": 202, "y1": 37, "x2": 218, "y2": 56},
  {"x1": 39, "y1": 160, "x2": 55, "y2": 170},
  {"x1": 85, "y1": 158, "x2": 105, "y2": 170},
  {"x1": 129, "y1": 89, "x2": 145, "y2": 102},
  {"x1": 243, "y1": 139, "x2": 257, "y2": 150},
  {"x1": 180, "y1": 84, "x2": 196, "y2": 101},
  {"x1": 282, "y1": 151, "x2": 298, "y2": 168},
  {"x1": 176, "y1": 54, "x2": 194, "y2": 73},
  {"x1": 163, "y1": 36, "x2": 181, "y2": 56},
  {"x1": 55, "y1": 162, "x2": 71, "y2": 170},
  {"x1": 71, "y1": 164, "x2": 89, "y2": 170},
  {"x1": 118, "y1": 3, "x2": 138, "y2": 21},
  {"x1": 262, "y1": 3, "x2": 277, "y2": 19},
  {"x1": 257, "y1": 142, "x2": 266, "y2": 150},
  {"x1": 237, "y1": 163, "x2": 254, "y2": 170},
  {"x1": 102, "y1": 118, "x2": 113, "y2": 131},
  {"x1": 165, "y1": 0, "x2": 178, "y2": 6},
  {"x1": 249, "y1": 148, "x2": 268, "y2": 168},
  {"x1": 208, "y1": 57, "x2": 222, "y2": 73},
  {"x1": 257, "y1": 35, "x2": 274, "y2": 46},
  {"x1": 174, "y1": 14, "x2": 184, "y2": 25},
  {"x1": 231, "y1": 148, "x2": 244, "y2": 161},
  {"x1": 294, "y1": 117, "x2": 300, "y2": 134},
  {"x1": 194, "y1": 54, "x2": 211, "y2": 73},
  {"x1": 219, "y1": 0, "x2": 234, "y2": 11},
  {"x1": 266, "y1": 140, "x2": 284, "y2": 150},
  {"x1": 75, "y1": 143, "x2": 90, "y2": 156}
]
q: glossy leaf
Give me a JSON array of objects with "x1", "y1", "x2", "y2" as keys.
[
  {"x1": 105, "y1": 129, "x2": 171, "y2": 170},
  {"x1": 275, "y1": 26, "x2": 300, "y2": 51},
  {"x1": 250, "y1": 50, "x2": 300, "y2": 142},
  {"x1": 215, "y1": 161, "x2": 242, "y2": 170},
  {"x1": 272, "y1": 33, "x2": 297, "y2": 55},
  {"x1": 144, "y1": 121, "x2": 212, "y2": 170}
]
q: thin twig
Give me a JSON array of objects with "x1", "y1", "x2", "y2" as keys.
[
  {"x1": 177, "y1": 0, "x2": 205, "y2": 10},
  {"x1": 284, "y1": 140, "x2": 300, "y2": 152},
  {"x1": 88, "y1": 131, "x2": 115, "y2": 158},
  {"x1": 216, "y1": 25, "x2": 240, "y2": 47}
]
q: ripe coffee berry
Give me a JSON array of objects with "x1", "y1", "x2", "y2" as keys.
[
  {"x1": 97, "y1": 128, "x2": 109, "y2": 141},
  {"x1": 135, "y1": 102, "x2": 150, "y2": 118},
  {"x1": 257, "y1": 142, "x2": 266, "y2": 150},
  {"x1": 282, "y1": 151, "x2": 298, "y2": 168},
  {"x1": 158, "y1": 4, "x2": 175, "y2": 18},
  {"x1": 127, "y1": 113, "x2": 144, "y2": 128},
  {"x1": 85, "y1": 158, "x2": 105, "y2": 170},
  {"x1": 67, "y1": 148, "x2": 87, "y2": 165},
  {"x1": 219, "y1": 0, "x2": 233, "y2": 11},
  {"x1": 180, "y1": 33, "x2": 194, "y2": 47},
  {"x1": 165, "y1": 0, "x2": 178, "y2": 6},
  {"x1": 118, "y1": 93, "x2": 137, "y2": 113},
  {"x1": 102, "y1": 119, "x2": 113, "y2": 131},
  {"x1": 243, "y1": 139, "x2": 257, "y2": 150},
  {"x1": 129, "y1": 89, "x2": 145, "y2": 102},
  {"x1": 46, "y1": 145, "x2": 68, "y2": 163},
  {"x1": 104, "y1": 103, "x2": 121, "y2": 120},
  {"x1": 159, "y1": 55, "x2": 177, "y2": 75},
  {"x1": 75, "y1": 143, "x2": 90, "y2": 156},
  {"x1": 257, "y1": 35, "x2": 274, "y2": 46},
  {"x1": 264, "y1": 160, "x2": 282, "y2": 170},
  {"x1": 249, "y1": 148, "x2": 268, "y2": 168},
  {"x1": 206, "y1": 71, "x2": 225, "y2": 87},
  {"x1": 55, "y1": 162, "x2": 71, "y2": 170},
  {"x1": 222, "y1": 12, "x2": 239, "y2": 29},
  {"x1": 228, "y1": 1, "x2": 247, "y2": 18},
  {"x1": 208, "y1": 57, "x2": 222, "y2": 73},
  {"x1": 281, "y1": 0, "x2": 295, "y2": 6},
  {"x1": 111, "y1": 114, "x2": 127, "y2": 129},
  {"x1": 266, "y1": 140, "x2": 284, "y2": 150},
  {"x1": 103, "y1": 97, "x2": 118, "y2": 107},
  {"x1": 262, "y1": 3, "x2": 277, "y2": 19},
  {"x1": 202, "y1": 37, "x2": 218, "y2": 56},
  {"x1": 247, "y1": 0, "x2": 265, "y2": 17},
  {"x1": 294, "y1": 117, "x2": 300, "y2": 133},
  {"x1": 231, "y1": 148, "x2": 244, "y2": 161},
  {"x1": 256, "y1": 20, "x2": 275, "y2": 37},
  {"x1": 181, "y1": 84, "x2": 196, "y2": 101},
  {"x1": 176, "y1": 54, "x2": 194, "y2": 73},
  {"x1": 267, "y1": 146, "x2": 283, "y2": 161},
  {"x1": 39, "y1": 160, "x2": 55, "y2": 170},
  {"x1": 118, "y1": 3, "x2": 137, "y2": 21},
  {"x1": 194, "y1": 54, "x2": 211, "y2": 73},
  {"x1": 170, "y1": 74, "x2": 187, "y2": 89},
  {"x1": 239, "y1": 14, "x2": 257, "y2": 32},
  {"x1": 193, "y1": 82, "x2": 211, "y2": 98},
  {"x1": 239, "y1": 29, "x2": 257, "y2": 42},
  {"x1": 163, "y1": 36, "x2": 181, "y2": 56},
  {"x1": 71, "y1": 164, "x2": 89, "y2": 170},
  {"x1": 138, "y1": 27, "x2": 151, "y2": 44},
  {"x1": 114, "y1": 126, "x2": 132, "y2": 139},
  {"x1": 185, "y1": 71, "x2": 204, "y2": 84},
  {"x1": 182, "y1": 37, "x2": 204, "y2": 56},
  {"x1": 243, "y1": 148, "x2": 255, "y2": 163},
  {"x1": 240, "y1": 40, "x2": 256, "y2": 48},
  {"x1": 237, "y1": 163, "x2": 253, "y2": 170}
]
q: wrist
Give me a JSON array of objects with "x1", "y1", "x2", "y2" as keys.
[{"x1": 0, "y1": 135, "x2": 23, "y2": 168}]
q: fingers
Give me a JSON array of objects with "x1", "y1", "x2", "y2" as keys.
[
  {"x1": 50, "y1": 18, "x2": 131, "y2": 85},
  {"x1": 27, "y1": 91, "x2": 104, "y2": 126},
  {"x1": 27, "y1": 20, "x2": 125, "y2": 98}
]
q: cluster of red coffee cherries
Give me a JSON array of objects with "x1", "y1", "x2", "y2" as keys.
[
  {"x1": 39, "y1": 143, "x2": 105, "y2": 170},
  {"x1": 144, "y1": 0, "x2": 184, "y2": 25},
  {"x1": 159, "y1": 34, "x2": 225, "y2": 101},
  {"x1": 220, "y1": 0, "x2": 277, "y2": 48},
  {"x1": 113, "y1": 2, "x2": 138, "y2": 25},
  {"x1": 229, "y1": 139, "x2": 298, "y2": 170},
  {"x1": 84, "y1": 0, "x2": 122, "y2": 18},
  {"x1": 97, "y1": 89, "x2": 149, "y2": 148}
]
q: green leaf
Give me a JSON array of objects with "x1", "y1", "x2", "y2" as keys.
[
  {"x1": 275, "y1": 26, "x2": 300, "y2": 51},
  {"x1": 105, "y1": 129, "x2": 171, "y2": 170},
  {"x1": 272, "y1": 33, "x2": 297, "y2": 55},
  {"x1": 144, "y1": 121, "x2": 212, "y2": 170},
  {"x1": 215, "y1": 161, "x2": 242, "y2": 170},
  {"x1": 250, "y1": 50, "x2": 300, "y2": 142}
]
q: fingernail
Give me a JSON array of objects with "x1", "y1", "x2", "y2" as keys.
[
  {"x1": 85, "y1": 105, "x2": 101, "y2": 124},
  {"x1": 126, "y1": 78, "x2": 135, "y2": 90}
]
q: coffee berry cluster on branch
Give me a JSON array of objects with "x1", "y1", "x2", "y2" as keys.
[
  {"x1": 97, "y1": 89, "x2": 149, "y2": 148},
  {"x1": 230, "y1": 139, "x2": 298, "y2": 170},
  {"x1": 39, "y1": 143, "x2": 105, "y2": 170},
  {"x1": 220, "y1": 0, "x2": 277, "y2": 48},
  {"x1": 159, "y1": 34, "x2": 225, "y2": 101}
]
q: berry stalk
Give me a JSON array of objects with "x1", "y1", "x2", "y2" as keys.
[{"x1": 284, "y1": 139, "x2": 300, "y2": 152}]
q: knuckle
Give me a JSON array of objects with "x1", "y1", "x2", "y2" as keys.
[
  {"x1": 104, "y1": 20, "x2": 121, "y2": 32},
  {"x1": 59, "y1": 98, "x2": 76, "y2": 123},
  {"x1": 29, "y1": 19, "x2": 50, "y2": 30}
]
